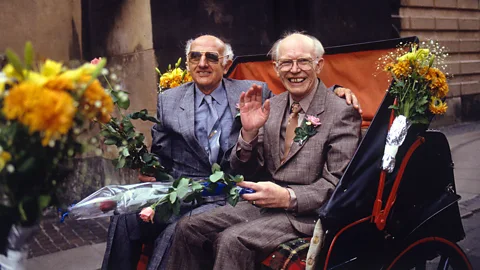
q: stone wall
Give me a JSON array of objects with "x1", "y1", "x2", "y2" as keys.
[
  {"x1": 0, "y1": 0, "x2": 82, "y2": 61},
  {"x1": 392, "y1": 0, "x2": 480, "y2": 124}
]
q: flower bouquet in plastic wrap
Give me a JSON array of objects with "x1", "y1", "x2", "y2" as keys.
[
  {"x1": 379, "y1": 40, "x2": 449, "y2": 173},
  {"x1": 69, "y1": 164, "x2": 250, "y2": 222}
]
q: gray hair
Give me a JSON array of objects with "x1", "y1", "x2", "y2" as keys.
[
  {"x1": 185, "y1": 37, "x2": 234, "y2": 65},
  {"x1": 268, "y1": 32, "x2": 325, "y2": 61}
]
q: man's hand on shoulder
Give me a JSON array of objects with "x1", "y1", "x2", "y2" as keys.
[
  {"x1": 334, "y1": 87, "x2": 363, "y2": 115},
  {"x1": 138, "y1": 173, "x2": 156, "y2": 182}
]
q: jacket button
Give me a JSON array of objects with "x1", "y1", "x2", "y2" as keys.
[
  {"x1": 313, "y1": 236, "x2": 320, "y2": 244},
  {"x1": 307, "y1": 257, "x2": 314, "y2": 265}
]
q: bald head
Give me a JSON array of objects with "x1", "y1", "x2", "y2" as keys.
[
  {"x1": 270, "y1": 32, "x2": 324, "y2": 61},
  {"x1": 185, "y1": 35, "x2": 233, "y2": 65}
]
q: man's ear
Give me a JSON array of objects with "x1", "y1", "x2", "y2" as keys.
[
  {"x1": 316, "y1": 58, "x2": 324, "y2": 75},
  {"x1": 273, "y1": 62, "x2": 280, "y2": 77},
  {"x1": 223, "y1": 60, "x2": 233, "y2": 74},
  {"x1": 186, "y1": 62, "x2": 189, "y2": 72}
]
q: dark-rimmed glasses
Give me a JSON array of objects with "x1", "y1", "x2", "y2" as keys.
[
  {"x1": 275, "y1": 58, "x2": 318, "y2": 72},
  {"x1": 188, "y1": 51, "x2": 229, "y2": 64}
]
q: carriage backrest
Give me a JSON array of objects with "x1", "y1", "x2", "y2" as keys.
[{"x1": 227, "y1": 37, "x2": 418, "y2": 128}]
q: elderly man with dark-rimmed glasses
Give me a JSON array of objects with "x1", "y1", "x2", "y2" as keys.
[{"x1": 102, "y1": 34, "x2": 360, "y2": 270}]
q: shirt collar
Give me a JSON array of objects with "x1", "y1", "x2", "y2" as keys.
[
  {"x1": 288, "y1": 79, "x2": 319, "y2": 113},
  {"x1": 194, "y1": 81, "x2": 226, "y2": 109}
]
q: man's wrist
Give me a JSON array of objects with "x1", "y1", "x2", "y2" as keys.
[{"x1": 241, "y1": 128, "x2": 259, "y2": 143}]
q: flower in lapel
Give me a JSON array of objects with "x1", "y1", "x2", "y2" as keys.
[{"x1": 293, "y1": 115, "x2": 321, "y2": 145}]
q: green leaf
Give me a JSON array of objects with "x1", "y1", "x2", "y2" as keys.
[
  {"x1": 145, "y1": 116, "x2": 160, "y2": 124},
  {"x1": 24, "y1": 41, "x2": 34, "y2": 70},
  {"x1": 155, "y1": 67, "x2": 161, "y2": 75},
  {"x1": 227, "y1": 191, "x2": 240, "y2": 207},
  {"x1": 38, "y1": 195, "x2": 51, "y2": 211},
  {"x1": 209, "y1": 171, "x2": 224, "y2": 183},
  {"x1": 211, "y1": 163, "x2": 221, "y2": 173},
  {"x1": 117, "y1": 98, "x2": 130, "y2": 110},
  {"x1": 18, "y1": 157, "x2": 35, "y2": 173},
  {"x1": 232, "y1": 175, "x2": 244, "y2": 183},
  {"x1": 142, "y1": 153, "x2": 152, "y2": 162},
  {"x1": 116, "y1": 156, "x2": 126, "y2": 168},
  {"x1": 5, "y1": 49, "x2": 25, "y2": 79},
  {"x1": 169, "y1": 191, "x2": 177, "y2": 204},
  {"x1": 172, "y1": 199, "x2": 181, "y2": 215},
  {"x1": 18, "y1": 201, "x2": 27, "y2": 222},
  {"x1": 176, "y1": 178, "x2": 190, "y2": 198},
  {"x1": 104, "y1": 138, "x2": 117, "y2": 145},
  {"x1": 191, "y1": 181, "x2": 203, "y2": 192},
  {"x1": 155, "y1": 203, "x2": 172, "y2": 222},
  {"x1": 122, "y1": 148, "x2": 130, "y2": 157}
]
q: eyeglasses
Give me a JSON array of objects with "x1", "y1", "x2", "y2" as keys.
[
  {"x1": 188, "y1": 51, "x2": 229, "y2": 64},
  {"x1": 275, "y1": 58, "x2": 318, "y2": 72}
]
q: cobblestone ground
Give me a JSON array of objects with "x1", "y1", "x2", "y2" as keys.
[{"x1": 27, "y1": 215, "x2": 109, "y2": 258}]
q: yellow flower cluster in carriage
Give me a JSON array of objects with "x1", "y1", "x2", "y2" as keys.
[{"x1": 380, "y1": 41, "x2": 450, "y2": 123}]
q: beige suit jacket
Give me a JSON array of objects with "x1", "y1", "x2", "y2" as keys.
[{"x1": 231, "y1": 81, "x2": 362, "y2": 235}]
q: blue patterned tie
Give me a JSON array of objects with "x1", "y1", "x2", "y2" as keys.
[{"x1": 204, "y1": 95, "x2": 221, "y2": 165}]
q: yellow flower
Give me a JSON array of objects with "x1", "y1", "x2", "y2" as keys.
[
  {"x1": 44, "y1": 76, "x2": 75, "y2": 91},
  {"x1": 41, "y1": 60, "x2": 63, "y2": 77},
  {"x1": 429, "y1": 96, "x2": 448, "y2": 115},
  {"x1": 2, "y1": 82, "x2": 77, "y2": 146},
  {"x1": 424, "y1": 67, "x2": 448, "y2": 98},
  {"x1": 24, "y1": 71, "x2": 48, "y2": 86},
  {"x1": 397, "y1": 47, "x2": 430, "y2": 63},
  {"x1": 0, "y1": 151, "x2": 12, "y2": 172},
  {"x1": 59, "y1": 69, "x2": 83, "y2": 81},
  {"x1": 170, "y1": 81, "x2": 180, "y2": 88},
  {"x1": 387, "y1": 60, "x2": 411, "y2": 78},
  {"x1": 184, "y1": 72, "x2": 192, "y2": 82},
  {"x1": 2, "y1": 64, "x2": 23, "y2": 81},
  {"x1": 79, "y1": 77, "x2": 114, "y2": 123}
]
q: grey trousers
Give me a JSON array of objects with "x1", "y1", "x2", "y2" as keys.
[
  {"x1": 101, "y1": 199, "x2": 226, "y2": 270},
  {"x1": 165, "y1": 201, "x2": 304, "y2": 270}
]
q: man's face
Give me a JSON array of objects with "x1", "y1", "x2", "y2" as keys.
[
  {"x1": 187, "y1": 36, "x2": 231, "y2": 94},
  {"x1": 275, "y1": 36, "x2": 324, "y2": 100}
]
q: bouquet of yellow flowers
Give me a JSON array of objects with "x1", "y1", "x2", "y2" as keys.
[
  {"x1": 379, "y1": 40, "x2": 450, "y2": 172},
  {"x1": 0, "y1": 42, "x2": 114, "y2": 243},
  {"x1": 156, "y1": 57, "x2": 192, "y2": 92}
]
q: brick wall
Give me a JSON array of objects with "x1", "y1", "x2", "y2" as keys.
[{"x1": 393, "y1": 0, "x2": 480, "y2": 123}]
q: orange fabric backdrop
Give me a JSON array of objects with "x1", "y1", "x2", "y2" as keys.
[{"x1": 227, "y1": 49, "x2": 394, "y2": 127}]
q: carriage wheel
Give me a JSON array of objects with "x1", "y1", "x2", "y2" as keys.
[{"x1": 387, "y1": 237, "x2": 472, "y2": 270}]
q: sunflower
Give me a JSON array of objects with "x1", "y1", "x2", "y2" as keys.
[{"x1": 429, "y1": 96, "x2": 448, "y2": 115}]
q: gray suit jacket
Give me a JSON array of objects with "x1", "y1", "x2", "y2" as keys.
[
  {"x1": 151, "y1": 78, "x2": 272, "y2": 179},
  {"x1": 231, "y1": 81, "x2": 362, "y2": 235}
]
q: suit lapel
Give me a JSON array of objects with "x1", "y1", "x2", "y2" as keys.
[
  {"x1": 270, "y1": 93, "x2": 288, "y2": 169},
  {"x1": 278, "y1": 81, "x2": 327, "y2": 168},
  {"x1": 179, "y1": 84, "x2": 211, "y2": 167}
]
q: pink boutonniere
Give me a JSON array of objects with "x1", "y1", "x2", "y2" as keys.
[{"x1": 294, "y1": 115, "x2": 321, "y2": 145}]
